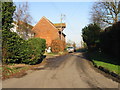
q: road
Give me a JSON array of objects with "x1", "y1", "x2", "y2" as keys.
[{"x1": 3, "y1": 52, "x2": 119, "y2": 88}]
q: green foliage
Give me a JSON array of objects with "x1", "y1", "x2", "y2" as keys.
[
  {"x1": 2, "y1": 2, "x2": 16, "y2": 62},
  {"x1": 100, "y1": 21, "x2": 120, "y2": 58},
  {"x1": 22, "y1": 38, "x2": 46, "y2": 65},
  {"x1": 2, "y1": 32, "x2": 28, "y2": 63},
  {"x1": 2, "y1": 2, "x2": 16, "y2": 31},
  {"x1": 3, "y1": 36, "x2": 46, "y2": 65},
  {"x1": 82, "y1": 22, "x2": 120, "y2": 66},
  {"x1": 2, "y1": 2, "x2": 46, "y2": 65},
  {"x1": 82, "y1": 23, "x2": 101, "y2": 51},
  {"x1": 87, "y1": 51, "x2": 119, "y2": 75},
  {"x1": 93, "y1": 60, "x2": 120, "y2": 75}
]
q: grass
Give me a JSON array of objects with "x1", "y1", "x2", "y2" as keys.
[
  {"x1": 0, "y1": 67, "x2": 2, "y2": 70},
  {"x1": 2, "y1": 65, "x2": 29, "y2": 79},
  {"x1": 87, "y1": 51, "x2": 120, "y2": 75},
  {"x1": 45, "y1": 51, "x2": 67, "y2": 56},
  {"x1": 76, "y1": 48, "x2": 87, "y2": 52},
  {"x1": 45, "y1": 52, "x2": 58, "y2": 56},
  {"x1": 93, "y1": 60, "x2": 120, "y2": 75}
]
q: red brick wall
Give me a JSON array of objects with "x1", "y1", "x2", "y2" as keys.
[{"x1": 32, "y1": 17, "x2": 60, "y2": 46}]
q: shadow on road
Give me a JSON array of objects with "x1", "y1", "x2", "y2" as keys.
[
  {"x1": 36, "y1": 55, "x2": 46, "y2": 64},
  {"x1": 43, "y1": 54, "x2": 70, "y2": 70}
]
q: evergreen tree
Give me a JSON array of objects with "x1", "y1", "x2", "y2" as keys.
[
  {"x1": 0, "y1": 1, "x2": 2, "y2": 63},
  {"x1": 2, "y1": 2, "x2": 15, "y2": 31},
  {"x1": 82, "y1": 23, "x2": 101, "y2": 51},
  {"x1": 2, "y1": 1, "x2": 16, "y2": 61}
]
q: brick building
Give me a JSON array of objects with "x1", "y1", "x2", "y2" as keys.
[{"x1": 32, "y1": 16, "x2": 66, "y2": 47}]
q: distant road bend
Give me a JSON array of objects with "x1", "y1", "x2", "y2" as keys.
[{"x1": 3, "y1": 52, "x2": 119, "y2": 88}]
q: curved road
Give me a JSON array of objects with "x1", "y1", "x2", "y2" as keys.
[{"x1": 3, "y1": 53, "x2": 119, "y2": 88}]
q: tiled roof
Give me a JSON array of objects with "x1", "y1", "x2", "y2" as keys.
[
  {"x1": 13, "y1": 21, "x2": 35, "y2": 34},
  {"x1": 13, "y1": 21, "x2": 33, "y2": 29}
]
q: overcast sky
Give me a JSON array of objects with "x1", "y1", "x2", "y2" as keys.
[{"x1": 14, "y1": 2, "x2": 94, "y2": 47}]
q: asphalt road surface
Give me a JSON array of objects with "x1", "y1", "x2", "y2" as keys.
[{"x1": 3, "y1": 52, "x2": 119, "y2": 88}]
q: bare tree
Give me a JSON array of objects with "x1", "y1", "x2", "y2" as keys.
[
  {"x1": 90, "y1": 1, "x2": 120, "y2": 28},
  {"x1": 66, "y1": 40, "x2": 73, "y2": 47},
  {"x1": 14, "y1": 2, "x2": 33, "y2": 39},
  {"x1": 73, "y1": 42, "x2": 76, "y2": 48}
]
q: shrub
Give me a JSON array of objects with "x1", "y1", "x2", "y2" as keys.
[
  {"x1": 22, "y1": 38, "x2": 46, "y2": 65},
  {"x1": 2, "y1": 31, "x2": 28, "y2": 63},
  {"x1": 2, "y1": 2, "x2": 46, "y2": 65},
  {"x1": 100, "y1": 21, "x2": 120, "y2": 58},
  {"x1": 51, "y1": 39, "x2": 65, "y2": 53},
  {"x1": 2, "y1": 33, "x2": 46, "y2": 65}
]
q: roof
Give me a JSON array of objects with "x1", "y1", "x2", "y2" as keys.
[
  {"x1": 13, "y1": 21, "x2": 33, "y2": 29},
  {"x1": 41, "y1": 17, "x2": 66, "y2": 29},
  {"x1": 13, "y1": 21, "x2": 35, "y2": 34},
  {"x1": 42, "y1": 16, "x2": 58, "y2": 30},
  {"x1": 54, "y1": 23, "x2": 66, "y2": 28},
  {"x1": 32, "y1": 16, "x2": 66, "y2": 35},
  {"x1": 42, "y1": 17, "x2": 66, "y2": 36}
]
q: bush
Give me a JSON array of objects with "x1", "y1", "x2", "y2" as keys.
[
  {"x1": 51, "y1": 39, "x2": 65, "y2": 53},
  {"x1": 2, "y1": 2, "x2": 46, "y2": 65},
  {"x1": 22, "y1": 38, "x2": 46, "y2": 65},
  {"x1": 100, "y1": 21, "x2": 120, "y2": 58},
  {"x1": 2, "y1": 32, "x2": 46, "y2": 65},
  {"x1": 2, "y1": 31, "x2": 28, "y2": 63}
]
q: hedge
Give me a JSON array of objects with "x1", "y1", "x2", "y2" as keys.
[
  {"x1": 100, "y1": 21, "x2": 120, "y2": 58},
  {"x1": 2, "y1": 31, "x2": 46, "y2": 65},
  {"x1": 22, "y1": 38, "x2": 46, "y2": 65},
  {"x1": 2, "y1": 2, "x2": 46, "y2": 65},
  {"x1": 2, "y1": 31, "x2": 27, "y2": 63}
]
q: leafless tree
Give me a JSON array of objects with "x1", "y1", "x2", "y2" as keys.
[
  {"x1": 90, "y1": 1, "x2": 120, "y2": 28},
  {"x1": 73, "y1": 42, "x2": 76, "y2": 48},
  {"x1": 66, "y1": 40, "x2": 73, "y2": 47},
  {"x1": 13, "y1": 2, "x2": 33, "y2": 39}
]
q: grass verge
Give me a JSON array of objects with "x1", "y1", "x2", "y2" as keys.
[
  {"x1": 86, "y1": 51, "x2": 120, "y2": 75},
  {"x1": 93, "y1": 60, "x2": 120, "y2": 75},
  {"x1": 2, "y1": 59, "x2": 47, "y2": 80},
  {"x1": 45, "y1": 51, "x2": 68, "y2": 56},
  {"x1": 2, "y1": 65, "x2": 30, "y2": 79}
]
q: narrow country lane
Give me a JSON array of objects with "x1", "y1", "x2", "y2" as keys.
[{"x1": 3, "y1": 52, "x2": 119, "y2": 88}]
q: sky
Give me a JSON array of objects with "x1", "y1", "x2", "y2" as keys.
[{"x1": 14, "y1": 2, "x2": 94, "y2": 47}]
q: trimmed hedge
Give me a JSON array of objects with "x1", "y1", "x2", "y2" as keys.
[
  {"x1": 51, "y1": 39, "x2": 65, "y2": 53},
  {"x1": 100, "y1": 21, "x2": 120, "y2": 58}
]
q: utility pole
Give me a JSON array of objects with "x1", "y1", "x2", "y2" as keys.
[{"x1": 60, "y1": 14, "x2": 65, "y2": 40}]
